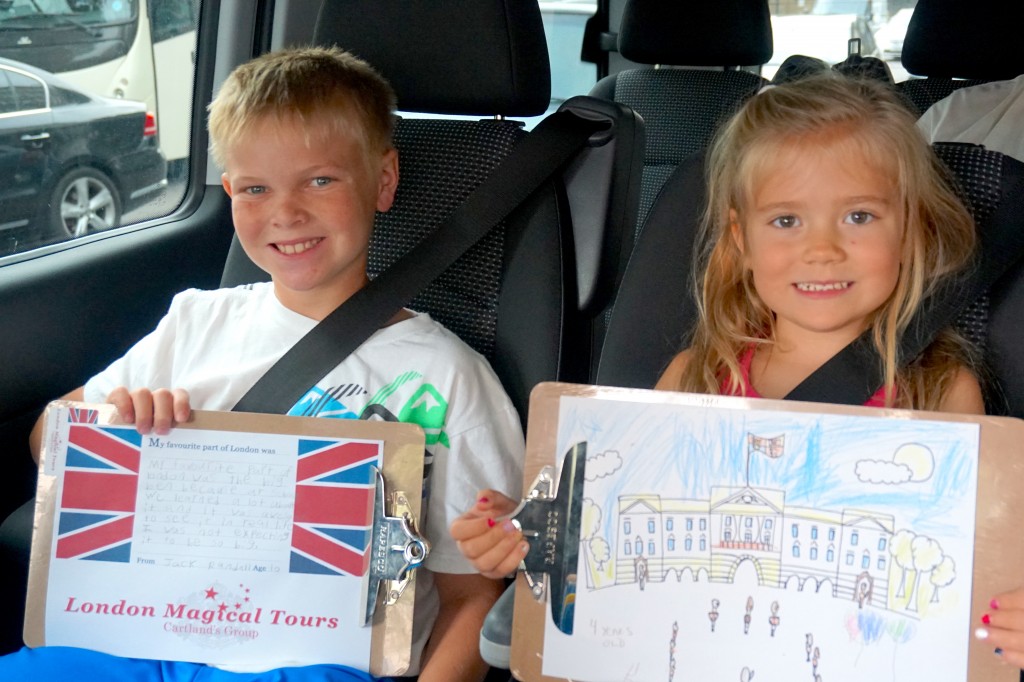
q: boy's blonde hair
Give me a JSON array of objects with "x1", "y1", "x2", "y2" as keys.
[
  {"x1": 208, "y1": 46, "x2": 397, "y2": 167},
  {"x1": 678, "y1": 74, "x2": 978, "y2": 410}
]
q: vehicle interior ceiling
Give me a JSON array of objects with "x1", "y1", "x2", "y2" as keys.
[{"x1": 1, "y1": 0, "x2": 1024, "y2": 668}]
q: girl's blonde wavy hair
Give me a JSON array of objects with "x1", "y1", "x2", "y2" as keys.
[{"x1": 677, "y1": 74, "x2": 977, "y2": 410}]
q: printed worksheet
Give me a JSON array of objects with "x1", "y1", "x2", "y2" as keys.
[{"x1": 37, "y1": 404, "x2": 389, "y2": 669}]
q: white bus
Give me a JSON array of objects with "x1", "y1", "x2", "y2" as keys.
[{"x1": 0, "y1": 0, "x2": 198, "y2": 178}]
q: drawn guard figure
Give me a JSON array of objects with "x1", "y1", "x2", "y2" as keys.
[
  {"x1": 768, "y1": 601, "x2": 780, "y2": 636},
  {"x1": 634, "y1": 555, "x2": 648, "y2": 591},
  {"x1": 709, "y1": 598, "x2": 720, "y2": 632},
  {"x1": 743, "y1": 596, "x2": 754, "y2": 634}
]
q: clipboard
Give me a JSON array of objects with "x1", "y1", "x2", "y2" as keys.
[
  {"x1": 510, "y1": 382, "x2": 1024, "y2": 682},
  {"x1": 26, "y1": 401, "x2": 429, "y2": 677}
]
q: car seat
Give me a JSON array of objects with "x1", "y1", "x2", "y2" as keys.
[
  {"x1": 219, "y1": 0, "x2": 643, "y2": 421},
  {"x1": 899, "y1": 0, "x2": 1024, "y2": 117},
  {"x1": 589, "y1": 0, "x2": 772, "y2": 233}
]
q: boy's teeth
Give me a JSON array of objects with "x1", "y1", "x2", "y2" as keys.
[
  {"x1": 277, "y1": 238, "x2": 321, "y2": 255},
  {"x1": 796, "y1": 281, "x2": 850, "y2": 292}
]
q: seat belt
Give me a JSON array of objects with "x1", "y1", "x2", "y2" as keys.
[
  {"x1": 232, "y1": 108, "x2": 607, "y2": 415},
  {"x1": 787, "y1": 147, "x2": 1024, "y2": 405}
]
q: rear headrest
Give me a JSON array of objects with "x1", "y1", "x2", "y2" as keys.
[
  {"x1": 313, "y1": 0, "x2": 551, "y2": 116},
  {"x1": 902, "y1": 0, "x2": 1024, "y2": 80},
  {"x1": 618, "y1": 0, "x2": 772, "y2": 67}
]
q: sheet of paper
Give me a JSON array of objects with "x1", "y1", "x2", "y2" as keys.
[
  {"x1": 43, "y1": 405, "x2": 381, "y2": 668},
  {"x1": 542, "y1": 396, "x2": 980, "y2": 682}
]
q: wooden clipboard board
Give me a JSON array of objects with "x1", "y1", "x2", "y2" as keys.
[
  {"x1": 27, "y1": 401, "x2": 426, "y2": 677},
  {"x1": 511, "y1": 382, "x2": 1024, "y2": 682}
]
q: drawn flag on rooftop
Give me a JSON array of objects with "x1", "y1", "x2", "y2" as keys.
[
  {"x1": 290, "y1": 438, "x2": 381, "y2": 577},
  {"x1": 55, "y1": 425, "x2": 141, "y2": 563},
  {"x1": 748, "y1": 433, "x2": 785, "y2": 459}
]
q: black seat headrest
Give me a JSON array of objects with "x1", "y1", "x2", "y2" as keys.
[
  {"x1": 618, "y1": 0, "x2": 772, "y2": 67},
  {"x1": 902, "y1": 0, "x2": 1024, "y2": 80},
  {"x1": 313, "y1": 0, "x2": 551, "y2": 117}
]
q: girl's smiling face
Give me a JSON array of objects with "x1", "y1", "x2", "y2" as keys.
[{"x1": 732, "y1": 134, "x2": 904, "y2": 349}]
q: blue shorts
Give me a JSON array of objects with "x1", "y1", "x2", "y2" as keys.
[{"x1": 0, "y1": 647, "x2": 383, "y2": 682}]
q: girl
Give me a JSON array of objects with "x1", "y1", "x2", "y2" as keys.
[{"x1": 451, "y1": 73, "x2": 1019, "y2": 663}]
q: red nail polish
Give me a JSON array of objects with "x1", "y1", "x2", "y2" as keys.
[
  {"x1": 991, "y1": 599, "x2": 1001, "y2": 610},
  {"x1": 487, "y1": 518, "x2": 495, "y2": 528},
  {"x1": 479, "y1": 496, "x2": 490, "y2": 504},
  {"x1": 982, "y1": 614, "x2": 991, "y2": 625}
]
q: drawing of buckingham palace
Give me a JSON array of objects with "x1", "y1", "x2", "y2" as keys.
[{"x1": 615, "y1": 487, "x2": 894, "y2": 605}]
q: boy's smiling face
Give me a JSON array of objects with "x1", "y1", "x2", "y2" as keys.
[{"x1": 221, "y1": 114, "x2": 398, "y2": 320}]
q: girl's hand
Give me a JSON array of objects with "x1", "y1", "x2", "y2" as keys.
[
  {"x1": 977, "y1": 588, "x2": 1024, "y2": 669},
  {"x1": 450, "y1": 490, "x2": 528, "y2": 579},
  {"x1": 107, "y1": 386, "x2": 191, "y2": 435}
]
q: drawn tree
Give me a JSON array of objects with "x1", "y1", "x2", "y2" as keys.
[
  {"x1": 890, "y1": 529, "x2": 916, "y2": 599},
  {"x1": 907, "y1": 535, "x2": 942, "y2": 612},
  {"x1": 929, "y1": 555, "x2": 956, "y2": 604},
  {"x1": 589, "y1": 536, "x2": 611, "y2": 571}
]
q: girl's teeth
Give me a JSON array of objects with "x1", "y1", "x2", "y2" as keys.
[{"x1": 796, "y1": 282, "x2": 850, "y2": 292}]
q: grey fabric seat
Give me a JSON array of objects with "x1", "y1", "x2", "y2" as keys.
[
  {"x1": 590, "y1": 0, "x2": 773, "y2": 232},
  {"x1": 898, "y1": 0, "x2": 1024, "y2": 116}
]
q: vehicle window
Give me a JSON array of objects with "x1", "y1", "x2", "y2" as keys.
[
  {"x1": 7, "y1": 68, "x2": 45, "y2": 111},
  {"x1": 150, "y1": 0, "x2": 196, "y2": 43},
  {"x1": 541, "y1": 1, "x2": 598, "y2": 109},
  {"x1": 48, "y1": 85, "x2": 91, "y2": 107},
  {"x1": 0, "y1": 0, "x2": 198, "y2": 257},
  {"x1": 766, "y1": 0, "x2": 917, "y2": 82},
  {"x1": 0, "y1": 69, "x2": 15, "y2": 114}
]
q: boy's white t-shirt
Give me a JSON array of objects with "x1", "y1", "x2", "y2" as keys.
[{"x1": 83, "y1": 282, "x2": 525, "y2": 673}]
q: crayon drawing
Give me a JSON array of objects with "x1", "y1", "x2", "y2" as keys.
[{"x1": 541, "y1": 395, "x2": 979, "y2": 682}]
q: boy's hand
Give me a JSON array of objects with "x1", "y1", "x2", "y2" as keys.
[
  {"x1": 450, "y1": 490, "x2": 528, "y2": 580},
  {"x1": 977, "y1": 588, "x2": 1024, "y2": 669},
  {"x1": 107, "y1": 387, "x2": 191, "y2": 435}
]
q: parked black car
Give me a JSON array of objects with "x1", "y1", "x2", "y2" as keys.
[{"x1": 0, "y1": 57, "x2": 166, "y2": 254}]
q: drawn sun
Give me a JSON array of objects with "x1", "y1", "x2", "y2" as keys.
[{"x1": 892, "y1": 443, "x2": 934, "y2": 482}]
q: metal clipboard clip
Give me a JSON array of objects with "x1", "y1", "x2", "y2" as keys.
[
  {"x1": 364, "y1": 466, "x2": 429, "y2": 625},
  {"x1": 510, "y1": 441, "x2": 587, "y2": 634}
]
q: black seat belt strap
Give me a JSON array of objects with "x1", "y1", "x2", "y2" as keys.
[{"x1": 232, "y1": 109, "x2": 606, "y2": 415}]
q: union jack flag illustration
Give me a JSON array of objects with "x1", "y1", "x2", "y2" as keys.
[
  {"x1": 67, "y1": 407, "x2": 98, "y2": 424},
  {"x1": 290, "y1": 438, "x2": 381, "y2": 576},
  {"x1": 55, "y1": 425, "x2": 141, "y2": 563}
]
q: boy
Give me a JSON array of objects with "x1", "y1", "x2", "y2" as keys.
[{"x1": 18, "y1": 47, "x2": 523, "y2": 682}]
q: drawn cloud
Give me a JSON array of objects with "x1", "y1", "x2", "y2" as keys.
[
  {"x1": 585, "y1": 450, "x2": 623, "y2": 481},
  {"x1": 855, "y1": 443, "x2": 935, "y2": 484}
]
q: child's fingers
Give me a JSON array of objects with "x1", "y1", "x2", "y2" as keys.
[
  {"x1": 128, "y1": 388, "x2": 156, "y2": 434},
  {"x1": 454, "y1": 518, "x2": 524, "y2": 563},
  {"x1": 450, "y1": 515, "x2": 495, "y2": 542},
  {"x1": 976, "y1": 616, "x2": 1024, "y2": 669},
  {"x1": 150, "y1": 389, "x2": 180, "y2": 435},
  {"x1": 171, "y1": 388, "x2": 192, "y2": 424},
  {"x1": 473, "y1": 489, "x2": 520, "y2": 516},
  {"x1": 459, "y1": 526, "x2": 528, "y2": 579},
  {"x1": 995, "y1": 646, "x2": 1024, "y2": 670},
  {"x1": 991, "y1": 589, "x2": 1024, "y2": 612},
  {"x1": 106, "y1": 386, "x2": 136, "y2": 425}
]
